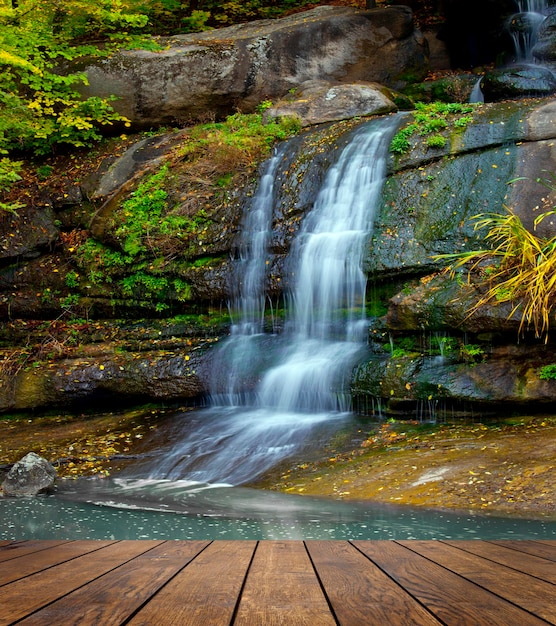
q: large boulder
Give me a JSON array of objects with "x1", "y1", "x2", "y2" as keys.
[
  {"x1": 353, "y1": 96, "x2": 556, "y2": 416},
  {"x1": 533, "y1": 11, "x2": 556, "y2": 67},
  {"x1": 0, "y1": 205, "x2": 59, "y2": 262},
  {"x1": 0, "y1": 340, "x2": 212, "y2": 413},
  {"x1": 2, "y1": 452, "x2": 57, "y2": 496},
  {"x1": 481, "y1": 65, "x2": 556, "y2": 101},
  {"x1": 352, "y1": 344, "x2": 556, "y2": 417},
  {"x1": 80, "y1": 5, "x2": 428, "y2": 127},
  {"x1": 366, "y1": 98, "x2": 556, "y2": 280}
]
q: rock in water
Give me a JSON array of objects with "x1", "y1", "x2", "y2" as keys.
[{"x1": 1, "y1": 452, "x2": 57, "y2": 496}]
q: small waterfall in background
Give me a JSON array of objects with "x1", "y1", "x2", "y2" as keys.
[
  {"x1": 135, "y1": 117, "x2": 398, "y2": 485},
  {"x1": 471, "y1": 0, "x2": 549, "y2": 103},
  {"x1": 508, "y1": 0, "x2": 548, "y2": 63}
]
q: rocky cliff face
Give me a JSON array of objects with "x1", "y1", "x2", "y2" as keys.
[
  {"x1": 356, "y1": 99, "x2": 556, "y2": 417},
  {"x1": 3, "y1": 5, "x2": 556, "y2": 417},
  {"x1": 4, "y1": 97, "x2": 556, "y2": 416}
]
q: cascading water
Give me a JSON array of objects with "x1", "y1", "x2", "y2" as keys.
[
  {"x1": 256, "y1": 122, "x2": 395, "y2": 414},
  {"x1": 209, "y1": 145, "x2": 288, "y2": 406},
  {"x1": 508, "y1": 0, "x2": 548, "y2": 63},
  {"x1": 134, "y1": 117, "x2": 398, "y2": 485}
]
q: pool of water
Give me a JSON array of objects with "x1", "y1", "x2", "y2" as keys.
[{"x1": 1, "y1": 478, "x2": 554, "y2": 541}]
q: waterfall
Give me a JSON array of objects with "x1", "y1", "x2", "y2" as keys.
[
  {"x1": 508, "y1": 0, "x2": 548, "y2": 63},
  {"x1": 469, "y1": 77, "x2": 485, "y2": 103},
  {"x1": 210, "y1": 145, "x2": 288, "y2": 406},
  {"x1": 140, "y1": 117, "x2": 398, "y2": 485},
  {"x1": 517, "y1": 0, "x2": 547, "y2": 13},
  {"x1": 256, "y1": 121, "x2": 396, "y2": 413}
]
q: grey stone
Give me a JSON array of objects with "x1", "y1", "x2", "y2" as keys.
[
  {"x1": 80, "y1": 6, "x2": 428, "y2": 127},
  {"x1": 0, "y1": 205, "x2": 58, "y2": 262},
  {"x1": 263, "y1": 81, "x2": 397, "y2": 127},
  {"x1": 2, "y1": 452, "x2": 57, "y2": 496},
  {"x1": 481, "y1": 65, "x2": 556, "y2": 101}
]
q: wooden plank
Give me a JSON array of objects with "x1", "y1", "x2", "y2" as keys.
[
  {"x1": 398, "y1": 541, "x2": 556, "y2": 625},
  {"x1": 0, "y1": 539, "x2": 70, "y2": 564},
  {"x1": 306, "y1": 540, "x2": 441, "y2": 626},
  {"x1": 443, "y1": 540, "x2": 556, "y2": 584},
  {"x1": 0, "y1": 540, "x2": 118, "y2": 586},
  {"x1": 353, "y1": 540, "x2": 549, "y2": 626},
  {"x1": 488, "y1": 540, "x2": 556, "y2": 562},
  {"x1": 531, "y1": 539, "x2": 556, "y2": 550},
  {"x1": 128, "y1": 540, "x2": 255, "y2": 626},
  {"x1": 0, "y1": 540, "x2": 162, "y2": 625},
  {"x1": 17, "y1": 540, "x2": 210, "y2": 626},
  {"x1": 234, "y1": 541, "x2": 336, "y2": 626}
]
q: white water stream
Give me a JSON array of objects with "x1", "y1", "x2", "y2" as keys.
[
  {"x1": 509, "y1": 0, "x2": 548, "y2": 63},
  {"x1": 137, "y1": 117, "x2": 398, "y2": 484}
]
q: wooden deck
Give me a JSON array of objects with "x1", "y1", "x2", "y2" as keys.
[{"x1": 0, "y1": 540, "x2": 554, "y2": 625}]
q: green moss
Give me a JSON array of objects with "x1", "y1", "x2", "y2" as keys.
[
  {"x1": 539, "y1": 364, "x2": 556, "y2": 380},
  {"x1": 390, "y1": 102, "x2": 476, "y2": 155}
]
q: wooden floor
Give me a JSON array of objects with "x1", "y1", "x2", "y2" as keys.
[{"x1": 0, "y1": 540, "x2": 554, "y2": 625}]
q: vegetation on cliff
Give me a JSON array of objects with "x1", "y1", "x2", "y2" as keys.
[
  {"x1": 439, "y1": 205, "x2": 556, "y2": 343},
  {"x1": 72, "y1": 108, "x2": 300, "y2": 314},
  {"x1": 0, "y1": 0, "x2": 151, "y2": 212}
]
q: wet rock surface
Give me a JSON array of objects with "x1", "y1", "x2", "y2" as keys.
[
  {"x1": 252, "y1": 416, "x2": 556, "y2": 520},
  {"x1": 4, "y1": 90, "x2": 556, "y2": 414},
  {"x1": 1, "y1": 410, "x2": 554, "y2": 519},
  {"x1": 481, "y1": 65, "x2": 556, "y2": 101}
]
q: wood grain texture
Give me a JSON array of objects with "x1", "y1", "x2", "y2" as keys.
[
  {"x1": 399, "y1": 540, "x2": 556, "y2": 624},
  {"x1": 234, "y1": 541, "x2": 336, "y2": 626},
  {"x1": 0, "y1": 540, "x2": 162, "y2": 625},
  {"x1": 443, "y1": 539, "x2": 556, "y2": 584},
  {"x1": 306, "y1": 540, "x2": 441, "y2": 626},
  {"x1": 127, "y1": 540, "x2": 255, "y2": 626},
  {"x1": 0, "y1": 540, "x2": 554, "y2": 626},
  {"x1": 353, "y1": 540, "x2": 550, "y2": 626},
  {"x1": 16, "y1": 541, "x2": 210, "y2": 626},
  {"x1": 488, "y1": 539, "x2": 556, "y2": 561},
  {"x1": 0, "y1": 540, "x2": 117, "y2": 586},
  {"x1": 0, "y1": 540, "x2": 70, "y2": 564}
]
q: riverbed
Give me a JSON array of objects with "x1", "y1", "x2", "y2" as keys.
[{"x1": 1, "y1": 408, "x2": 555, "y2": 537}]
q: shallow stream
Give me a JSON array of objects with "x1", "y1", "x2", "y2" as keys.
[{"x1": 1, "y1": 478, "x2": 555, "y2": 541}]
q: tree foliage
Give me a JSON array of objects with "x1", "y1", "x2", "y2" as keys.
[
  {"x1": 134, "y1": 0, "x2": 314, "y2": 33},
  {"x1": 0, "y1": 0, "x2": 154, "y2": 202},
  {"x1": 0, "y1": 0, "x2": 313, "y2": 206}
]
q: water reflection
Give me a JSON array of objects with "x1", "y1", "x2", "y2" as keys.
[{"x1": 1, "y1": 478, "x2": 554, "y2": 541}]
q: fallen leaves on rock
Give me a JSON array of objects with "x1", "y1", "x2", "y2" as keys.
[
  {"x1": 253, "y1": 416, "x2": 556, "y2": 519},
  {"x1": 0, "y1": 408, "x2": 172, "y2": 479}
]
